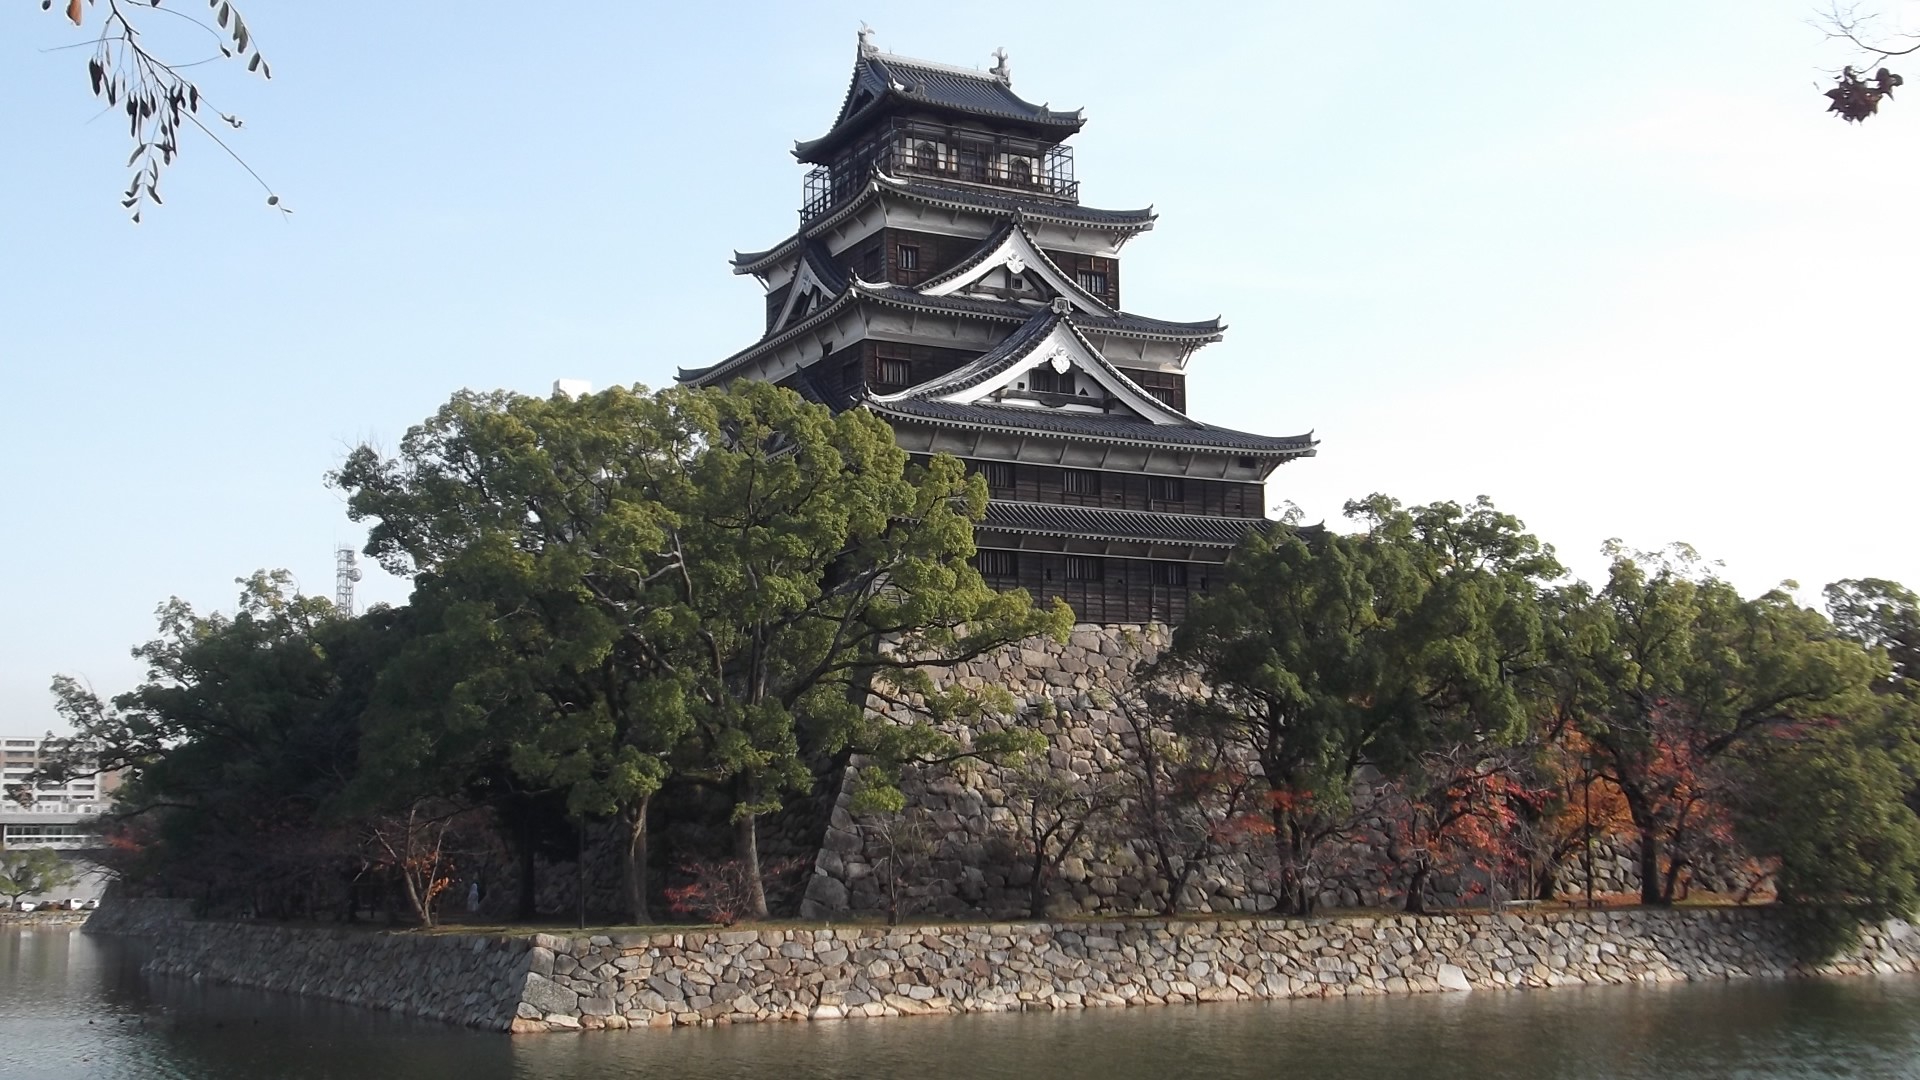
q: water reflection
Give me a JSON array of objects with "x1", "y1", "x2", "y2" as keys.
[{"x1": 3, "y1": 927, "x2": 1918, "y2": 1080}]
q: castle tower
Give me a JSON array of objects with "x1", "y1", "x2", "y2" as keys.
[{"x1": 682, "y1": 31, "x2": 1316, "y2": 624}]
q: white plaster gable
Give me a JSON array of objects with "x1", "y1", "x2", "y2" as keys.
[
  {"x1": 919, "y1": 317, "x2": 1189, "y2": 426},
  {"x1": 769, "y1": 255, "x2": 844, "y2": 334},
  {"x1": 916, "y1": 224, "x2": 1115, "y2": 317}
]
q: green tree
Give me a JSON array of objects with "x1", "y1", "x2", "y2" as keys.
[
  {"x1": 335, "y1": 386, "x2": 699, "y2": 924},
  {"x1": 0, "y1": 850, "x2": 78, "y2": 908},
  {"x1": 1826, "y1": 578, "x2": 1920, "y2": 692},
  {"x1": 1161, "y1": 496, "x2": 1558, "y2": 915},
  {"x1": 1728, "y1": 717, "x2": 1920, "y2": 959},
  {"x1": 335, "y1": 382, "x2": 1067, "y2": 920},
  {"x1": 1550, "y1": 546, "x2": 1883, "y2": 905},
  {"x1": 45, "y1": 572, "x2": 397, "y2": 917}
]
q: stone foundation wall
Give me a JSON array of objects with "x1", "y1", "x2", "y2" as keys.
[
  {"x1": 0, "y1": 910, "x2": 90, "y2": 927},
  {"x1": 81, "y1": 897, "x2": 1920, "y2": 1035},
  {"x1": 506, "y1": 907, "x2": 1920, "y2": 1032},
  {"x1": 87, "y1": 899, "x2": 532, "y2": 1031},
  {"x1": 801, "y1": 624, "x2": 1751, "y2": 922}
]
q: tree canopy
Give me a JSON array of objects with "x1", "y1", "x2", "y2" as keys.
[
  {"x1": 38, "y1": 385, "x2": 1920, "y2": 948},
  {"x1": 331, "y1": 381, "x2": 1067, "y2": 919},
  {"x1": 1159, "y1": 495, "x2": 1561, "y2": 914}
]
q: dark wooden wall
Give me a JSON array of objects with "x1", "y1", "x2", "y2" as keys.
[
  {"x1": 978, "y1": 551, "x2": 1213, "y2": 625},
  {"x1": 866, "y1": 341, "x2": 981, "y2": 393},
  {"x1": 1045, "y1": 251, "x2": 1121, "y2": 309},
  {"x1": 978, "y1": 462, "x2": 1265, "y2": 518},
  {"x1": 764, "y1": 281, "x2": 793, "y2": 332},
  {"x1": 1122, "y1": 369, "x2": 1187, "y2": 412}
]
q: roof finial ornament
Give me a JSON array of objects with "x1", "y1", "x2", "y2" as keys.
[
  {"x1": 858, "y1": 23, "x2": 878, "y2": 58},
  {"x1": 990, "y1": 46, "x2": 1011, "y2": 84}
]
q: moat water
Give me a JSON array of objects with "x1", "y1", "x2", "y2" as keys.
[{"x1": 5, "y1": 926, "x2": 1920, "y2": 1079}]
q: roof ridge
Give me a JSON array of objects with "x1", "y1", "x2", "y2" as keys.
[
  {"x1": 871, "y1": 51, "x2": 1004, "y2": 82},
  {"x1": 865, "y1": 397, "x2": 1318, "y2": 457}
]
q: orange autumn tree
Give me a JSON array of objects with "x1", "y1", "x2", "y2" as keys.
[
  {"x1": 1549, "y1": 545, "x2": 1880, "y2": 906},
  {"x1": 1509, "y1": 727, "x2": 1635, "y2": 902},
  {"x1": 1374, "y1": 745, "x2": 1546, "y2": 913}
]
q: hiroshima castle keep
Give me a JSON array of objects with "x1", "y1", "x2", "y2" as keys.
[{"x1": 681, "y1": 30, "x2": 1316, "y2": 625}]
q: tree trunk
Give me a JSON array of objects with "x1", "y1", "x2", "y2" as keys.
[
  {"x1": 621, "y1": 797, "x2": 651, "y2": 925},
  {"x1": 1535, "y1": 862, "x2": 1559, "y2": 903},
  {"x1": 1403, "y1": 862, "x2": 1430, "y2": 915},
  {"x1": 514, "y1": 813, "x2": 538, "y2": 922},
  {"x1": 576, "y1": 820, "x2": 587, "y2": 930},
  {"x1": 734, "y1": 812, "x2": 770, "y2": 920},
  {"x1": 1636, "y1": 827, "x2": 1664, "y2": 906},
  {"x1": 1028, "y1": 848, "x2": 1050, "y2": 920},
  {"x1": 1270, "y1": 799, "x2": 1312, "y2": 917},
  {"x1": 1661, "y1": 854, "x2": 1687, "y2": 905}
]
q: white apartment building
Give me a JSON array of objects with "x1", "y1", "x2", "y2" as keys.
[{"x1": 1, "y1": 735, "x2": 117, "y2": 850}]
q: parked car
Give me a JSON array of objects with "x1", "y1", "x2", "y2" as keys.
[
  {"x1": 61, "y1": 898, "x2": 85, "y2": 911},
  {"x1": 82, "y1": 898, "x2": 99, "y2": 911},
  {"x1": 15, "y1": 901, "x2": 36, "y2": 913}
]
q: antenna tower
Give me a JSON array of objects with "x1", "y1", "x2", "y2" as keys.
[{"x1": 335, "y1": 545, "x2": 362, "y2": 616}]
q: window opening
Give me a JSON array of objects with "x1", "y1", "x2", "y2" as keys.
[
  {"x1": 1029, "y1": 368, "x2": 1074, "y2": 395},
  {"x1": 1065, "y1": 555, "x2": 1104, "y2": 583},
  {"x1": 977, "y1": 550, "x2": 1019, "y2": 577},
  {"x1": 877, "y1": 357, "x2": 912, "y2": 386}
]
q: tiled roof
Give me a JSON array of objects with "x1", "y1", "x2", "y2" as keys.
[
  {"x1": 872, "y1": 307, "x2": 1192, "y2": 430},
  {"x1": 801, "y1": 239, "x2": 847, "y2": 294},
  {"x1": 678, "y1": 289, "x2": 859, "y2": 384},
  {"x1": 981, "y1": 500, "x2": 1271, "y2": 547},
  {"x1": 786, "y1": 363, "x2": 856, "y2": 412},
  {"x1": 732, "y1": 236, "x2": 801, "y2": 274},
  {"x1": 893, "y1": 307, "x2": 1061, "y2": 398},
  {"x1": 796, "y1": 50, "x2": 1084, "y2": 163},
  {"x1": 858, "y1": 285, "x2": 1223, "y2": 341},
  {"x1": 682, "y1": 284, "x2": 1224, "y2": 387},
  {"x1": 731, "y1": 180, "x2": 1154, "y2": 277},
  {"x1": 868, "y1": 397, "x2": 1318, "y2": 457},
  {"x1": 881, "y1": 176, "x2": 1153, "y2": 228}
]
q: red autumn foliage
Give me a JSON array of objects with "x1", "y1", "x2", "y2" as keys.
[{"x1": 665, "y1": 858, "x2": 808, "y2": 926}]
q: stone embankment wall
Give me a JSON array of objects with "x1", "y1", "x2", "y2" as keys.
[
  {"x1": 499, "y1": 909, "x2": 1920, "y2": 1032},
  {"x1": 89, "y1": 898, "x2": 1920, "y2": 1035},
  {"x1": 0, "y1": 910, "x2": 90, "y2": 927},
  {"x1": 88, "y1": 900, "x2": 533, "y2": 1031}
]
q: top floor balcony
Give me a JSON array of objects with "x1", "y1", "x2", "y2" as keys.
[{"x1": 802, "y1": 118, "x2": 1077, "y2": 222}]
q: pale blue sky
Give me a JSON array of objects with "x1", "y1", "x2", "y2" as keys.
[{"x1": 4, "y1": 2, "x2": 1917, "y2": 731}]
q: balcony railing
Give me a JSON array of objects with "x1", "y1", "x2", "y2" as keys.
[{"x1": 803, "y1": 118, "x2": 1077, "y2": 221}]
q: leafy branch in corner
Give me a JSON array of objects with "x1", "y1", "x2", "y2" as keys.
[
  {"x1": 1817, "y1": 3, "x2": 1912, "y2": 122},
  {"x1": 43, "y1": 0, "x2": 284, "y2": 219}
]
